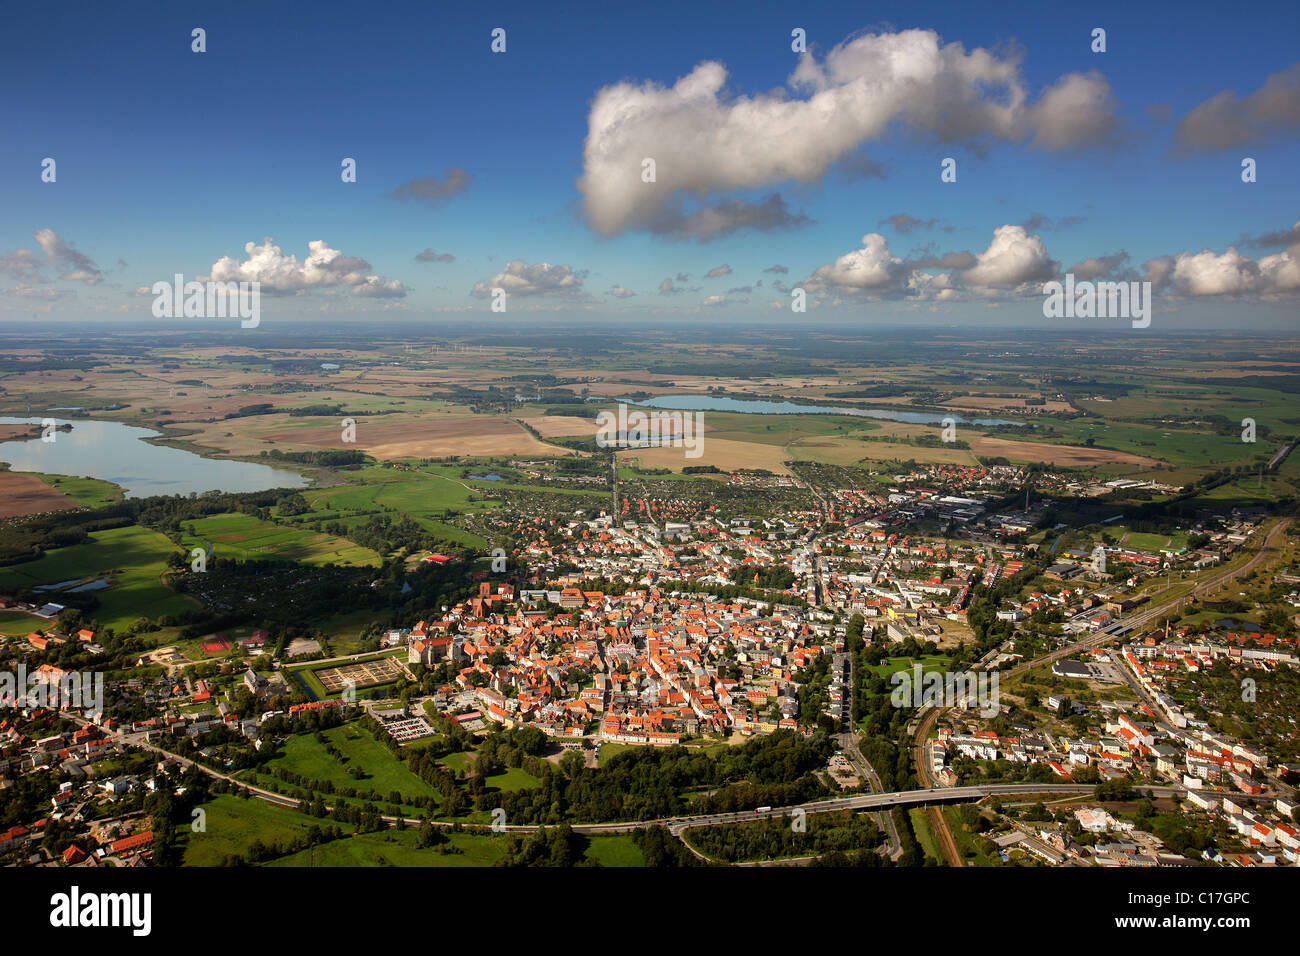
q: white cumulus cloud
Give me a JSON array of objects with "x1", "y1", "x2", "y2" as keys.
[
  {"x1": 206, "y1": 239, "x2": 406, "y2": 298},
  {"x1": 579, "y1": 28, "x2": 1118, "y2": 238},
  {"x1": 803, "y1": 233, "x2": 910, "y2": 295},
  {"x1": 801, "y1": 223, "x2": 1057, "y2": 301},
  {"x1": 470, "y1": 260, "x2": 586, "y2": 298},
  {"x1": 960, "y1": 224, "x2": 1058, "y2": 290},
  {"x1": 1143, "y1": 223, "x2": 1300, "y2": 297}
]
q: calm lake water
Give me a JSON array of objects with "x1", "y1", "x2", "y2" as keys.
[
  {"x1": 0, "y1": 417, "x2": 306, "y2": 498},
  {"x1": 1214, "y1": 618, "x2": 1260, "y2": 632},
  {"x1": 632, "y1": 395, "x2": 1026, "y2": 427}
]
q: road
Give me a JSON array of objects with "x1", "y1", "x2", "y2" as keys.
[
  {"x1": 837, "y1": 636, "x2": 902, "y2": 858},
  {"x1": 97, "y1": 718, "x2": 1164, "y2": 841},
  {"x1": 795, "y1": 466, "x2": 901, "y2": 856}
]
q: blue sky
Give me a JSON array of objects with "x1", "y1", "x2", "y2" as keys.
[{"x1": 3, "y1": 0, "x2": 1298, "y2": 326}]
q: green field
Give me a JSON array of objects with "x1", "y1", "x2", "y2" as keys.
[
  {"x1": 664, "y1": 408, "x2": 885, "y2": 445},
  {"x1": 263, "y1": 827, "x2": 642, "y2": 867},
  {"x1": 181, "y1": 793, "x2": 356, "y2": 866},
  {"x1": 597, "y1": 739, "x2": 731, "y2": 763},
  {"x1": 1182, "y1": 473, "x2": 1296, "y2": 511},
  {"x1": 181, "y1": 512, "x2": 379, "y2": 566},
  {"x1": 299, "y1": 465, "x2": 494, "y2": 549},
  {"x1": 259, "y1": 722, "x2": 436, "y2": 801},
  {"x1": 867, "y1": 654, "x2": 952, "y2": 680},
  {"x1": 432, "y1": 749, "x2": 541, "y2": 793},
  {"x1": 942, "y1": 806, "x2": 1001, "y2": 866},
  {"x1": 582, "y1": 834, "x2": 646, "y2": 866},
  {"x1": 999, "y1": 417, "x2": 1255, "y2": 467},
  {"x1": 30, "y1": 472, "x2": 124, "y2": 508},
  {"x1": 265, "y1": 828, "x2": 508, "y2": 866},
  {"x1": 1075, "y1": 381, "x2": 1300, "y2": 435},
  {"x1": 908, "y1": 808, "x2": 944, "y2": 864},
  {"x1": 0, "y1": 609, "x2": 40, "y2": 636},
  {"x1": 484, "y1": 766, "x2": 542, "y2": 793},
  {"x1": 0, "y1": 525, "x2": 195, "y2": 630},
  {"x1": 1116, "y1": 530, "x2": 1188, "y2": 552},
  {"x1": 439, "y1": 750, "x2": 474, "y2": 773}
]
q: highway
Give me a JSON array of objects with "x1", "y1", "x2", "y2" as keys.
[
  {"x1": 836, "y1": 636, "x2": 903, "y2": 858},
  {"x1": 567, "y1": 783, "x2": 1191, "y2": 835}
]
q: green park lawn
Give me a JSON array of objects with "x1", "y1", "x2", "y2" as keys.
[
  {"x1": 181, "y1": 793, "x2": 355, "y2": 866},
  {"x1": 582, "y1": 835, "x2": 646, "y2": 866},
  {"x1": 266, "y1": 828, "x2": 506, "y2": 866},
  {"x1": 484, "y1": 766, "x2": 542, "y2": 793},
  {"x1": 261, "y1": 722, "x2": 437, "y2": 802}
]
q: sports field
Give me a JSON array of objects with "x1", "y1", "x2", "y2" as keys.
[
  {"x1": 866, "y1": 654, "x2": 953, "y2": 680},
  {"x1": 0, "y1": 609, "x2": 41, "y2": 636}
]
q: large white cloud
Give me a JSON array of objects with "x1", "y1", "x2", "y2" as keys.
[
  {"x1": 579, "y1": 28, "x2": 1118, "y2": 238},
  {"x1": 470, "y1": 260, "x2": 586, "y2": 298},
  {"x1": 803, "y1": 233, "x2": 910, "y2": 294},
  {"x1": 801, "y1": 223, "x2": 1057, "y2": 300},
  {"x1": 206, "y1": 239, "x2": 406, "y2": 297},
  {"x1": 1024, "y1": 72, "x2": 1119, "y2": 149},
  {"x1": 1143, "y1": 222, "x2": 1300, "y2": 296},
  {"x1": 794, "y1": 218, "x2": 1300, "y2": 307},
  {"x1": 960, "y1": 224, "x2": 1058, "y2": 289}
]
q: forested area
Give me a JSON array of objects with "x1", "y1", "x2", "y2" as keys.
[{"x1": 483, "y1": 730, "x2": 834, "y2": 824}]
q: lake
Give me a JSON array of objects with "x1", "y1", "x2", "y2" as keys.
[
  {"x1": 630, "y1": 395, "x2": 1026, "y2": 427},
  {"x1": 0, "y1": 417, "x2": 306, "y2": 498}
]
